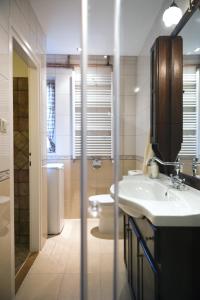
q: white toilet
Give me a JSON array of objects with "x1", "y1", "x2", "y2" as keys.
[{"x1": 89, "y1": 194, "x2": 123, "y2": 234}]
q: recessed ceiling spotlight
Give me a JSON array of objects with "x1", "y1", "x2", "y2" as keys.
[
  {"x1": 194, "y1": 47, "x2": 200, "y2": 52},
  {"x1": 77, "y1": 47, "x2": 82, "y2": 52},
  {"x1": 134, "y1": 87, "x2": 140, "y2": 94},
  {"x1": 104, "y1": 55, "x2": 107, "y2": 59},
  {"x1": 163, "y1": 1, "x2": 182, "y2": 27}
]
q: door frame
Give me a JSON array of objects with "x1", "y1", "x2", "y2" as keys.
[{"x1": 10, "y1": 27, "x2": 43, "y2": 263}]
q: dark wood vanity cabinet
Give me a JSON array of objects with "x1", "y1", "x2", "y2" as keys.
[
  {"x1": 150, "y1": 36, "x2": 183, "y2": 163},
  {"x1": 124, "y1": 214, "x2": 200, "y2": 300},
  {"x1": 125, "y1": 216, "x2": 158, "y2": 300},
  {"x1": 138, "y1": 243, "x2": 156, "y2": 300}
]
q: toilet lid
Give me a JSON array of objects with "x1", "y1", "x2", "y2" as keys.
[{"x1": 89, "y1": 194, "x2": 114, "y2": 204}]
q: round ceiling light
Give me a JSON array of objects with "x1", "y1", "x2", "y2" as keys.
[{"x1": 163, "y1": 1, "x2": 182, "y2": 27}]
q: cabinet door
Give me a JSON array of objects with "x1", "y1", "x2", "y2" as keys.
[
  {"x1": 138, "y1": 243, "x2": 157, "y2": 300},
  {"x1": 129, "y1": 218, "x2": 141, "y2": 300},
  {"x1": 124, "y1": 215, "x2": 132, "y2": 287},
  {"x1": 131, "y1": 226, "x2": 139, "y2": 299}
]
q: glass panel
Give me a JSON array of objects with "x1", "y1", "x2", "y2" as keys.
[
  {"x1": 117, "y1": 0, "x2": 136, "y2": 299},
  {"x1": 80, "y1": 1, "x2": 89, "y2": 299},
  {"x1": 87, "y1": 0, "x2": 114, "y2": 299}
]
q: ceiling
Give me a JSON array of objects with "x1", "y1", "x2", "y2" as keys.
[{"x1": 29, "y1": 0, "x2": 165, "y2": 55}]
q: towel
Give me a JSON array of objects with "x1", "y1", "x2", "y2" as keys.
[{"x1": 142, "y1": 131, "x2": 154, "y2": 175}]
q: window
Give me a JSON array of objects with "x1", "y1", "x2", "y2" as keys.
[
  {"x1": 180, "y1": 66, "x2": 200, "y2": 157},
  {"x1": 47, "y1": 79, "x2": 56, "y2": 153},
  {"x1": 72, "y1": 67, "x2": 113, "y2": 158}
]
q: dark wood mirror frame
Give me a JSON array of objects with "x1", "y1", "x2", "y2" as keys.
[
  {"x1": 150, "y1": 0, "x2": 200, "y2": 189},
  {"x1": 171, "y1": 0, "x2": 200, "y2": 190}
]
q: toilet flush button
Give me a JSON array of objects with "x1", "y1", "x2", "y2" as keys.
[{"x1": 0, "y1": 118, "x2": 8, "y2": 133}]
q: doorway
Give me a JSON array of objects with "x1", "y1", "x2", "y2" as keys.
[
  {"x1": 13, "y1": 51, "x2": 30, "y2": 274},
  {"x1": 12, "y1": 37, "x2": 42, "y2": 292}
]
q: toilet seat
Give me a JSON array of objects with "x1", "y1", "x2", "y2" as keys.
[{"x1": 89, "y1": 194, "x2": 114, "y2": 206}]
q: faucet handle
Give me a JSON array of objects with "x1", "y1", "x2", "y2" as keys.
[
  {"x1": 175, "y1": 157, "x2": 183, "y2": 175},
  {"x1": 170, "y1": 174, "x2": 185, "y2": 188},
  {"x1": 192, "y1": 157, "x2": 199, "y2": 176},
  {"x1": 193, "y1": 157, "x2": 198, "y2": 164}
]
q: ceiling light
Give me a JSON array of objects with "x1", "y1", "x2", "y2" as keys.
[
  {"x1": 104, "y1": 55, "x2": 107, "y2": 59},
  {"x1": 77, "y1": 47, "x2": 82, "y2": 52},
  {"x1": 163, "y1": 1, "x2": 182, "y2": 27},
  {"x1": 194, "y1": 47, "x2": 200, "y2": 52}
]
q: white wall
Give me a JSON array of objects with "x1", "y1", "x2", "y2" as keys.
[
  {"x1": 135, "y1": 0, "x2": 189, "y2": 161},
  {"x1": 0, "y1": 0, "x2": 46, "y2": 298},
  {"x1": 120, "y1": 56, "x2": 137, "y2": 156}
]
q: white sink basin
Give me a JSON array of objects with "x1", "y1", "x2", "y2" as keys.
[
  {"x1": 110, "y1": 175, "x2": 200, "y2": 226},
  {"x1": 118, "y1": 180, "x2": 181, "y2": 201}
]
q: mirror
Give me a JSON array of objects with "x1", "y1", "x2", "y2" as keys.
[{"x1": 178, "y1": 9, "x2": 200, "y2": 177}]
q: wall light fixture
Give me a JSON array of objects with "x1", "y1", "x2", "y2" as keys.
[{"x1": 163, "y1": 1, "x2": 183, "y2": 27}]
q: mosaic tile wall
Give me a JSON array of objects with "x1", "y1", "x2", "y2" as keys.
[{"x1": 13, "y1": 77, "x2": 29, "y2": 245}]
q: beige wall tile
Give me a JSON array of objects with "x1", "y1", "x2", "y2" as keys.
[
  {"x1": 71, "y1": 198, "x2": 80, "y2": 219},
  {"x1": 121, "y1": 96, "x2": 136, "y2": 116},
  {"x1": 123, "y1": 136, "x2": 135, "y2": 155},
  {"x1": 71, "y1": 160, "x2": 80, "y2": 181},
  {"x1": 136, "y1": 159, "x2": 143, "y2": 170},
  {"x1": 123, "y1": 160, "x2": 136, "y2": 175},
  {"x1": 95, "y1": 160, "x2": 113, "y2": 180}
]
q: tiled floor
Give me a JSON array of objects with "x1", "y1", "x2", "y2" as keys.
[
  {"x1": 15, "y1": 243, "x2": 29, "y2": 273},
  {"x1": 16, "y1": 219, "x2": 132, "y2": 300}
]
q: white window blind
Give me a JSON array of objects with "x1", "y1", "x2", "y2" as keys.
[
  {"x1": 180, "y1": 66, "x2": 200, "y2": 157},
  {"x1": 71, "y1": 67, "x2": 113, "y2": 158}
]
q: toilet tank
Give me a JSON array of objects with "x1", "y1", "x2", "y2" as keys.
[{"x1": 47, "y1": 163, "x2": 64, "y2": 234}]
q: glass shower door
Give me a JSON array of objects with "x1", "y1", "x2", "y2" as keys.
[{"x1": 80, "y1": 0, "x2": 132, "y2": 299}]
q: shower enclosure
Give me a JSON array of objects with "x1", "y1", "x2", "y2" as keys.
[{"x1": 79, "y1": 0, "x2": 131, "y2": 299}]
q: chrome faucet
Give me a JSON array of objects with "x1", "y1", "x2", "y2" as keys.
[
  {"x1": 169, "y1": 174, "x2": 185, "y2": 190},
  {"x1": 147, "y1": 156, "x2": 185, "y2": 190},
  {"x1": 192, "y1": 158, "x2": 200, "y2": 176},
  {"x1": 147, "y1": 156, "x2": 183, "y2": 175}
]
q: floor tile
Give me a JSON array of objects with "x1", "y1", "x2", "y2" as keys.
[
  {"x1": 58, "y1": 274, "x2": 80, "y2": 300},
  {"x1": 16, "y1": 274, "x2": 62, "y2": 300},
  {"x1": 16, "y1": 219, "x2": 131, "y2": 300}
]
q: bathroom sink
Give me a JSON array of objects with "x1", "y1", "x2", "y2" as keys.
[
  {"x1": 110, "y1": 175, "x2": 200, "y2": 226},
  {"x1": 118, "y1": 180, "x2": 180, "y2": 201}
]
